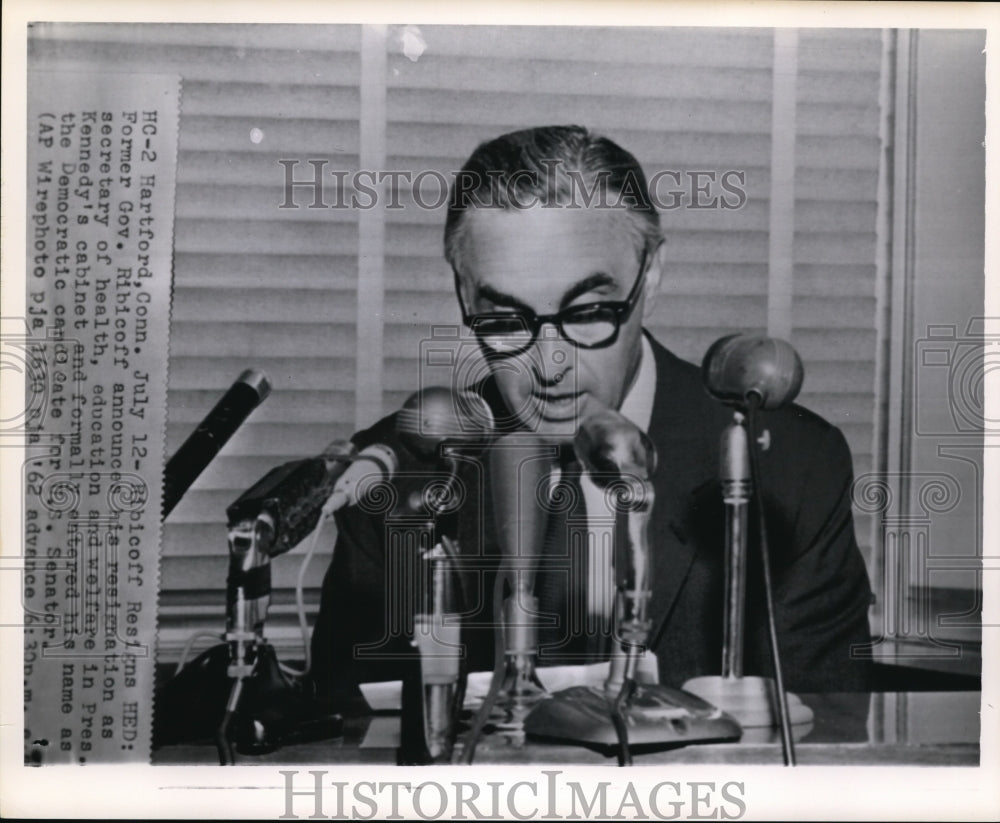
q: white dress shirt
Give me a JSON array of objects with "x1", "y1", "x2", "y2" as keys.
[{"x1": 549, "y1": 335, "x2": 657, "y2": 626}]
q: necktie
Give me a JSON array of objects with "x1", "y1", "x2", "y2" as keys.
[{"x1": 535, "y1": 460, "x2": 592, "y2": 663}]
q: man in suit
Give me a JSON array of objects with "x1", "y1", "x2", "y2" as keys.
[{"x1": 309, "y1": 125, "x2": 874, "y2": 711}]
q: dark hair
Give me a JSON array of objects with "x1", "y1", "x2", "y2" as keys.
[{"x1": 444, "y1": 125, "x2": 662, "y2": 271}]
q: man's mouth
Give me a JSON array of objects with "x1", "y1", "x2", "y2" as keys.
[{"x1": 531, "y1": 389, "x2": 584, "y2": 418}]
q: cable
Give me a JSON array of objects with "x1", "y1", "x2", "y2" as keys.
[
  {"x1": 288, "y1": 516, "x2": 335, "y2": 677},
  {"x1": 216, "y1": 678, "x2": 243, "y2": 766},
  {"x1": 175, "y1": 630, "x2": 224, "y2": 675},
  {"x1": 610, "y1": 677, "x2": 635, "y2": 767},
  {"x1": 268, "y1": 515, "x2": 338, "y2": 680},
  {"x1": 746, "y1": 398, "x2": 796, "y2": 766}
]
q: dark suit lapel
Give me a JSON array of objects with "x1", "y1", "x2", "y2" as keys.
[{"x1": 643, "y1": 333, "x2": 720, "y2": 647}]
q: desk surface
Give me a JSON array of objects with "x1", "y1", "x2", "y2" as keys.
[{"x1": 153, "y1": 690, "x2": 981, "y2": 766}]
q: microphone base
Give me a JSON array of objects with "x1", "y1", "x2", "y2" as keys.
[
  {"x1": 152, "y1": 643, "x2": 344, "y2": 754},
  {"x1": 681, "y1": 675, "x2": 813, "y2": 739},
  {"x1": 487, "y1": 653, "x2": 548, "y2": 730},
  {"x1": 523, "y1": 683, "x2": 741, "y2": 749}
]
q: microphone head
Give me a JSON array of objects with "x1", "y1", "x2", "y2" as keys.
[
  {"x1": 702, "y1": 334, "x2": 804, "y2": 411},
  {"x1": 396, "y1": 386, "x2": 495, "y2": 460},
  {"x1": 235, "y1": 368, "x2": 272, "y2": 403},
  {"x1": 573, "y1": 408, "x2": 657, "y2": 483}
]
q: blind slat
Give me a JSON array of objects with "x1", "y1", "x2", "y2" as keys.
[
  {"x1": 387, "y1": 27, "x2": 774, "y2": 67},
  {"x1": 178, "y1": 150, "x2": 362, "y2": 186},
  {"x1": 181, "y1": 83, "x2": 360, "y2": 118},
  {"x1": 30, "y1": 22, "x2": 361, "y2": 50},
  {"x1": 172, "y1": 219, "x2": 357, "y2": 255},
  {"x1": 173, "y1": 253, "x2": 358, "y2": 290},
  {"x1": 385, "y1": 127, "x2": 775, "y2": 164},
  {"x1": 166, "y1": 422, "x2": 345, "y2": 458},
  {"x1": 180, "y1": 117, "x2": 360, "y2": 154},
  {"x1": 171, "y1": 289, "x2": 357, "y2": 323},
  {"x1": 793, "y1": 296, "x2": 878, "y2": 328},
  {"x1": 174, "y1": 456, "x2": 354, "y2": 493},
  {"x1": 176, "y1": 184, "x2": 363, "y2": 223},
  {"x1": 169, "y1": 322, "x2": 358, "y2": 356},
  {"x1": 168, "y1": 391, "x2": 354, "y2": 427},
  {"x1": 29, "y1": 41, "x2": 361, "y2": 83},
  {"x1": 168, "y1": 356, "x2": 356, "y2": 389}
]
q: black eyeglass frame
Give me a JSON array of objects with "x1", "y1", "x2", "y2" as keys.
[{"x1": 452, "y1": 248, "x2": 650, "y2": 358}]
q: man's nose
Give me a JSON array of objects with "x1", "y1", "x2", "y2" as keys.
[{"x1": 530, "y1": 323, "x2": 574, "y2": 385}]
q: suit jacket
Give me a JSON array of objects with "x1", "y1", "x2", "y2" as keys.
[{"x1": 309, "y1": 333, "x2": 874, "y2": 709}]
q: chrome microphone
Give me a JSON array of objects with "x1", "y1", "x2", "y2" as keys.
[
  {"x1": 702, "y1": 334, "x2": 803, "y2": 410},
  {"x1": 573, "y1": 409, "x2": 656, "y2": 691},
  {"x1": 683, "y1": 335, "x2": 815, "y2": 753},
  {"x1": 524, "y1": 409, "x2": 741, "y2": 756},
  {"x1": 486, "y1": 433, "x2": 558, "y2": 724},
  {"x1": 394, "y1": 386, "x2": 495, "y2": 761},
  {"x1": 396, "y1": 385, "x2": 495, "y2": 459},
  {"x1": 397, "y1": 385, "x2": 495, "y2": 517},
  {"x1": 573, "y1": 408, "x2": 657, "y2": 499}
]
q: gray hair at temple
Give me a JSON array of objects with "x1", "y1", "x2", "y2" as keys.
[{"x1": 444, "y1": 125, "x2": 663, "y2": 273}]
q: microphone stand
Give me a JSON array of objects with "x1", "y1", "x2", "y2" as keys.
[
  {"x1": 490, "y1": 567, "x2": 549, "y2": 726},
  {"x1": 399, "y1": 448, "x2": 469, "y2": 764},
  {"x1": 216, "y1": 513, "x2": 286, "y2": 763},
  {"x1": 721, "y1": 413, "x2": 750, "y2": 681},
  {"x1": 460, "y1": 436, "x2": 555, "y2": 764},
  {"x1": 682, "y1": 409, "x2": 813, "y2": 758},
  {"x1": 393, "y1": 387, "x2": 496, "y2": 762},
  {"x1": 170, "y1": 510, "x2": 342, "y2": 765},
  {"x1": 486, "y1": 439, "x2": 557, "y2": 729},
  {"x1": 523, "y1": 413, "x2": 740, "y2": 760},
  {"x1": 154, "y1": 448, "x2": 362, "y2": 760}
]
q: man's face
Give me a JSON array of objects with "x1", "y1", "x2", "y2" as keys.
[{"x1": 454, "y1": 206, "x2": 663, "y2": 441}]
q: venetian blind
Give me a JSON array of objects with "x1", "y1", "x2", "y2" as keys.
[
  {"x1": 790, "y1": 29, "x2": 883, "y2": 557},
  {"x1": 28, "y1": 23, "x2": 364, "y2": 659}
]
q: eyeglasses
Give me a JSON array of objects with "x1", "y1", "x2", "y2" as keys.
[{"x1": 454, "y1": 250, "x2": 649, "y2": 358}]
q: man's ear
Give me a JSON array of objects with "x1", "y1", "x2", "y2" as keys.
[
  {"x1": 452, "y1": 266, "x2": 476, "y2": 315},
  {"x1": 641, "y1": 239, "x2": 667, "y2": 320}
]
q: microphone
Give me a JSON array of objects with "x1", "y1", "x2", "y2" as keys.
[
  {"x1": 688, "y1": 335, "x2": 815, "y2": 760},
  {"x1": 397, "y1": 386, "x2": 495, "y2": 518},
  {"x1": 524, "y1": 408, "x2": 741, "y2": 759},
  {"x1": 321, "y1": 443, "x2": 399, "y2": 517},
  {"x1": 573, "y1": 409, "x2": 657, "y2": 488},
  {"x1": 702, "y1": 334, "x2": 803, "y2": 411},
  {"x1": 394, "y1": 388, "x2": 494, "y2": 762},
  {"x1": 163, "y1": 369, "x2": 271, "y2": 518},
  {"x1": 396, "y1": 386, "x2": 495, "y2": 460},
  {"x1": 573, "y1": 410, "x2": 656, "y2": 685},
  {"x1": 226, "y1": 440, "x2": 356, "y2": 558},
  {"x1": 483, "y1": 433, "x2": 558, "y2": 726}
]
